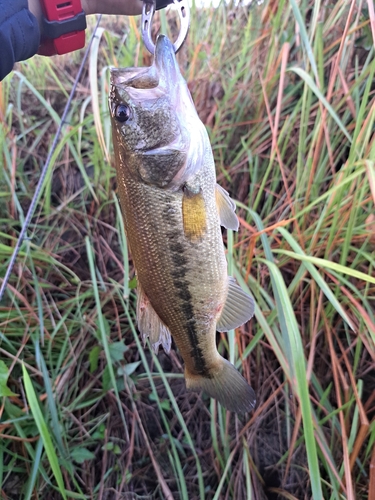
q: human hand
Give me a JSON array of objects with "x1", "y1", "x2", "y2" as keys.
[
  {"x1": 81, "y1": 0, "x2": 144, "y2": 16},
  {"x1": 27, "y1": 0, "x2": 174, "y2": 57},
  {"x1": 28, "y1": 0, "x2": 172, "y2": 22}
]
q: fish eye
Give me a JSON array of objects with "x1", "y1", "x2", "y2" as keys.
[{"x1": 115, "y1": 104, "x2": 131, "y2": 123}]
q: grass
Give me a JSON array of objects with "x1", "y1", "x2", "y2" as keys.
[{"x1": 0, "y1": 0, "x2": 375, "y2": 498}]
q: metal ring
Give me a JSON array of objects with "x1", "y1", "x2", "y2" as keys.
[{"x1": 141, "y1": 0, "x2": 190, "y2": 55}]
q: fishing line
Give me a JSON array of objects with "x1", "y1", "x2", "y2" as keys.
[{"x1": 0, "y1": 15, "x2": 102, "y2": 302}]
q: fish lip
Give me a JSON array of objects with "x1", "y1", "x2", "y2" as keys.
[
  {"x1": 155, "y1": 34, "x2": 175, "y2": 59},
  {"x1": 154, "y1": 34, "x2": 182, "y2": 88}
]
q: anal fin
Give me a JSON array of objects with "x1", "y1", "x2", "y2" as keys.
[
  {"x1": 137, "y1": 283, "x2": 172, "y2": 354},
  {"x1": 215, "y1": 184, "x2": 239, "y2": 231},
  {"x1": 216, "y1": 277, "x2": 255, "y2": 332}
]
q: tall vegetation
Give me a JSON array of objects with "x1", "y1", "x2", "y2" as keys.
[{"x1": 0, "y1": 1, "x2": 374, "y2": 498}]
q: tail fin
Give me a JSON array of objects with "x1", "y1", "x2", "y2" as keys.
[{"x1": 185, "y1": 356, "x2": 256, "y2": 414}]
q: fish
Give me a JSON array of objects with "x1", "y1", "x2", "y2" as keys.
[{"x1": 109, "y1": 34, "x2": 256, "y2": 413}]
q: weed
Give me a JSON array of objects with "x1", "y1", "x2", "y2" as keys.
[{"x1": 0, "y1": 1, "x2": 374, "y2": 499}]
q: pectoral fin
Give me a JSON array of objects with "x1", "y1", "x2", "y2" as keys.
[
  {"x1": 216, "y1": 277, "x2": 255, "y2": 332},
  {"x1": 137, "y1": 284, "x2": 172, "y2": 354},
  {"x1": 215, "y1": 184, "x2": 239, "y2": 231},
  {"x1": 182, "y1": 186, "x2": 207, "y2": 242}
]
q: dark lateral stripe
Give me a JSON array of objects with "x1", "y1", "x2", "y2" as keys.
[
  {"x1": 164, "y1": 199, "x2": 209, "y2": 376},
  {"x1": 180, "y1": 294, "x2": 208, "y2": 376}
]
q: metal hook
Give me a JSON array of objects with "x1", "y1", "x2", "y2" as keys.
[{"x1": 141, "y1": 0, "x2": 190, "y2": 55}]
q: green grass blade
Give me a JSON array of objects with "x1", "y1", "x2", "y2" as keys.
[
  {"x1": 290, "y1": 67, "x2": 352, "y2": 142},
  {"x1": 226, "y1": 229, "x2": 236, "y2": 364},
  {"x1": 113, "y1": 191, "x2": 130, "y2": 299},
  {"x1": 289, "y1": 0, "x2": 318, "y2": 79},
  {"x1": 277, "y1": 227, "x2": 356, "y2": 330},
  {"x1": 276, "y1": 249, "x2": 375, "y2": 285},
  {"x1": 259, "y1": 259, "x2": 323, "y2": 499},
  {"x1": 85, "y1": 236, "x2": 129, "y2": 435},
  {"x1": 23, "y1": 438, "x2": 44, "y2": 500},
  {"x1": 21, "y1": 365, "x2": 67, "y2": 500}
]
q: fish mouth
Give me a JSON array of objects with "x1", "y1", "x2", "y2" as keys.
[
  {"x1": 154, "y1": 35, "x2": 181, "y2": 84},
  {"x1": 153, "y1": 34, "x2": 187, "y2": 99},
  {"x1": 109, "y1": 35, "x2": 183, "y2": 94},
  {"x1": 110, "y1": 67, "x2": 152, "y2": 87}
]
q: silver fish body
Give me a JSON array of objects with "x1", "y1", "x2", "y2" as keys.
[{"x1": 109, "y1": 35, "x2": 256, "y2": 413}]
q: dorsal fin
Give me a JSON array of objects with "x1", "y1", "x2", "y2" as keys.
[{"x1": 216, "y1": 277, "x2": 255, "y2": 332}]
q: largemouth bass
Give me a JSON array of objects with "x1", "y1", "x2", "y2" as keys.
[{"x1": 109, "y1": 35, "x2": 256, "y2": 413}]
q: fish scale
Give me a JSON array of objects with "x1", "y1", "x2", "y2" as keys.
[
  {"x1": 110, "y1": 35, "x2": 256, "y2": 413},
  {"x1": 117, "y1": 169, "x2": 225, "y2": 376}
]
